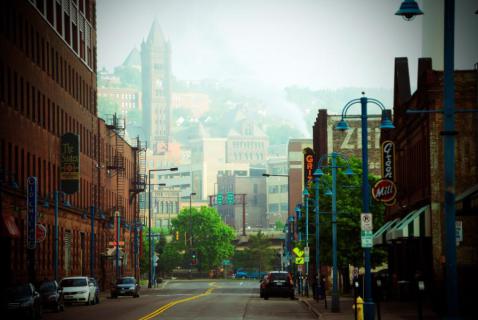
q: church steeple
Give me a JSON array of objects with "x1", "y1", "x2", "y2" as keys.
[{"x1": 147, "y1": 18, "x2": 166, "y2": 45}]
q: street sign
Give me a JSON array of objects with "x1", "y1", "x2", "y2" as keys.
[
  {"x1": 223, "y1": 259, "x2": 231, "y2": 265},
  {"x1": 295, "y1": 257, "x2": 305, "y2": 265},
  {"x1": 292, "y1": 247, "x2": 304, "y2": 257},
  {"x1": 360, "y1": 213, "x2": 373, "y2": 232},
  {"x1": 227, "y1": 192, "x2": 234, "y2": 205},
  {"x1": 217, "y1": 193, "x2": 223, "y2": 205},
  {"x1": 27, "y1": 176, "x2": 37, "y2": 249},
  {"x1": 361, "y1": 230, "x2": 373, "y2": 248}
]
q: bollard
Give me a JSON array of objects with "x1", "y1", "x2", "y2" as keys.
[
  {"x1": 417, "y1": 280, "x2": 425, "y2": 320},
  {"x1": 352, "y1": 296, "x2": 364, "y2": 320}
]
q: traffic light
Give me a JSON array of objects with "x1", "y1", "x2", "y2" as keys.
[
  {"x1": 175, "y1": 231, "x2": 179, "y2": 240},
  {"x1": 191, "y1": 250, "x2": 198, "y2": 266}
]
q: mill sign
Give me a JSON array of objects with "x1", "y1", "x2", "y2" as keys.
[{"x1": 372, "y1": 179, "x2": 397, "y2": 203}]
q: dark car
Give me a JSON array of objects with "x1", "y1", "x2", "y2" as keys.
[
  {"x1": 111, "y1": 277, "x2": 140, "y2": 298},
  {"x1": 39, "y1": 280, "x2": 64, "y2": 312},
  {"x1": 3, "y1": 283, "x2": 42, "y2": 319},
  {"x1": 263, "y1": 271, "x2": 295, "y2": 300},
  {"x1": 88, "y1": 278, "x2": 100, "y2": 304}
]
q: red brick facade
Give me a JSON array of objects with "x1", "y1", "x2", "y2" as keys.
[{"x1": 0, "y1": 0, "x2": 141, "y2": 289}]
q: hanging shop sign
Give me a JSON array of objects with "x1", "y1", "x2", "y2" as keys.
[
  {"x1": 60, "y1": 133, "x2": 80, "y2": 194},
  {"x1": 36, "y1": 224, "x2": 47, "y2": 243},
  {"x1": 27, "y1": 176, "x2": 37, "y2": 249},
  {"x1": 372, "y1": 179, "x2": 397, "y2": 203},
  {"x1": 381, "y1": 140, "x2": 395, "y2": 180},
  {"x1": 303, "y1": 147, "x2": 315, "y2": 188}
]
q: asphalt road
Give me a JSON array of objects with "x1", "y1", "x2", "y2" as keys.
[{"x1": 42, "y1": 279, "x2": 316, "y2": 320}]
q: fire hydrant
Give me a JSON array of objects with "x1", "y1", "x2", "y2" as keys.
[{"x1": 352, "y1": 296, "x2": 364, "y2": 320}]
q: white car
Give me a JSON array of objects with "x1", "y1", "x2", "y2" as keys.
[{"x1": 60, "y1": 276, "x2": 96, "y2": 305}]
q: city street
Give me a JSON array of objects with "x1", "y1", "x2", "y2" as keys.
[{"x1": 43, "y1": 280, "x2": 315, "y2": 320}]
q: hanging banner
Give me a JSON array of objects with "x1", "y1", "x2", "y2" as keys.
[
  {"x1": 303, "y1": 147, "x2": 315, "y2": 188},
  {"x1": 60, "y1": 133, "x2": 80, "y2": 194},
  {"x1": 27, "y1": 176, "x2": 37, "y2": 249}
]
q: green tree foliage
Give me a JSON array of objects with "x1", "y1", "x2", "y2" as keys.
[
  {"x1": 274, "y1": 220, "x2": 285, "y2": 231},
  {"x1": 233, "y1": 231, "x2": 277, "y2": 272},
  {"x1": 168, "y1": 206, "x2": 235, "y2": 271},
  {"x1": 296, "y1": 156, "x2": 386, "y2": 271}
]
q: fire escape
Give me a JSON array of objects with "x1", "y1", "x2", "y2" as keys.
[
  {"x1": 106, "y1": 113, "x2": 126, "y2": 219},
  {"x1": 130, "y1": 136, "x2": 147, "y2": 279}
]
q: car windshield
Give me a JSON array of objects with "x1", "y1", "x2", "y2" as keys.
[
  {"x1": 61, "y1": 278, "x2": 87, "y2": 287},
  {"x1": 117, "y1": 278, "x2": 135, "y2": 284},
  {"x1": 39, "y1": 282, "x2": 56, "y2": 292},
  {"x1": 7, "y1": 285, "x2": 31, "y2": 299},
  {"x1": 271, "y1": 273, "x2": 289, "y2": 280}
]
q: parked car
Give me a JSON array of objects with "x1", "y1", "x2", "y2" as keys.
[
  {"x1": 88, "y1": 277, "x2": 100, "y2": 304},
  {"x1": 234, "y1": 270, "x2": 249, "y2": 279},
  {"x1": 2, "y1": 283, "x2": 42, "y2": 319},
  {"x1": 111, "y1": 277, "x2": 140, "y2": 298},
  {"x1": 60, "y1": 276, "x2": 96, "y2": 305},
  {"x1": 262, "y1": 271, "x2": 295, "y2": 300},
  {"x1": 39, "y1": 280, "x2": 64, "y2": 312},
  {"x1": 259, "y1": 275, "x2": 267, "y2": 298}
]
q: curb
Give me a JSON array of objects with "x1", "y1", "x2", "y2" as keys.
[{"x1": 300, "y1": 298, "x2": 322, "y2": 319}]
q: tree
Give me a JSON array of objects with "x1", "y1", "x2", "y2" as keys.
[
  {"x1": 296, "y1": 156, "x2": 387, "y2": 286},
  {"x1": 168, "y1": 206, "x2": 235, "y2": 271},
  {"x1": 274, "y1": 220, "x2": 285, "y2": 231},
  {"x1": 232, "y1": 231, "x2": 277, "y2": 273}
]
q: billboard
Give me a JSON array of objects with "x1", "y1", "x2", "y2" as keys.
[{"x1": 60, "y1": 133, "x2": 80, "y2": 194}]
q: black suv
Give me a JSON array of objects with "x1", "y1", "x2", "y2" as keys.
[
  {"x1": 111, "y1": 277, "x2": 140, "y2": 298},
  {"x1": 39, "y1": 280, "x2": 64, "y2": 312},
  {"x1": 262, "y1": 271, "x2": 295, "y2": 300}
]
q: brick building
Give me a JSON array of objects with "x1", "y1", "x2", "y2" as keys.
[
  {"x1": 378, "y1": 57, "x2": 477, "y2": 315},
  {"x1": 0, "y1": 0, "x2": 145, "y2": 289}
]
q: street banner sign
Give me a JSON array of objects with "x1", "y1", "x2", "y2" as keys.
[
  {"x1": 303, "y1": 147, "x2": 315, "y2": 188},
  {"x1": 60, "y1": 133, "x2": 80, "y2": 194},
  {"x1": 27, "y1": 176, "x2": 37, "y2": 249}
]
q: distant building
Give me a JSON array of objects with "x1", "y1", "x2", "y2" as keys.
[
  {"x1": 98, "y1": 87, "x2": 141, "y2": 115},
  {"x1": 264, "y1": 157, "x2": 289, "y2": 226},
  {"x1": 288, "y1": 139, "x2": 313, "y2": 220},
  {"x1": 171, "y1": 92, "x2": 210, "y2": 118},
  {"x1": 141, "y1": 19, "x2": 171, "y2": 154}
]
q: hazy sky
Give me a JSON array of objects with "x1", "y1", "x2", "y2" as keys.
[{"x1": 97, "y1": 0, "x2": 425, "y2": 90}]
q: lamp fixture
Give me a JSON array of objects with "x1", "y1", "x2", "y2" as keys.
[{"x1": 395, "y1": 0, "x2": 423, "y2": 21}]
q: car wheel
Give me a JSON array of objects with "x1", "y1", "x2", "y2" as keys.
[{"x1": 263, "y1": 295, "x2": 269, "y2": 300}]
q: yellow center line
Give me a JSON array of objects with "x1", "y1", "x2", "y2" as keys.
[{"x1": 138, "y1": 284, "x2": 218, "y2": 320}]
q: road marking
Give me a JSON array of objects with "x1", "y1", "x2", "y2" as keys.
[{"x1": 138, "y1": 283, "x2": 217, "y2": 320}]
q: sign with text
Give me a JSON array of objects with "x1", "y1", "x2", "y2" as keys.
[
  {"x1": 361, "y1": 231, "x2": 373, "y2": 248},
  {"x1": 303, "y1": 147, "x2": 315, "y2": 188},
  {"x1": 27, "y1": 176, "x2": 37, "y2": 249},
  {"x1": 36, "y1": 224, "x2": 47, "y2": 243},
  {"x1": 60, "y1": 133, "x2": 80, "y2": 194},
  {"x1": 381, "y1": 141, "x2": 395, "y2": 180},
  {"x1": 360, "y1": 213, "x2": 373, "y2": 232},
  {"x1": 372, "y1": 179, "x2": 397, "y2": 203}
]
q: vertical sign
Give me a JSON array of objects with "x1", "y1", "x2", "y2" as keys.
[
  {"x1": 303, "y1": 147, "x2": 315, "y2": 188},
  {"x1": 27, "y1": 176, "x2": 38, "y2": 249},
  {"x1": 381, "y1": 140, "x2": 395, "y2": 180},
  {"x1": 360, "y1": 213, "x2": 373, "y2": 248},
  {"x1": 60, "y1": 133, "x2": 80, "y2": 194}
]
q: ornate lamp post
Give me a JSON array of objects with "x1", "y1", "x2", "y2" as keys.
[{"x1": 336, "y1": 95, "x2": 394, "y2": 319}]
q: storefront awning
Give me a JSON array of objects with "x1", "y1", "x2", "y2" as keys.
[
  {"x1": 373, "y1": 219, "x2": 399, "y2": 245},
  {"x1": 386, "y1": 205, "x2": 430, "y2": 242},
  {"x1": 0, "y1": 213, "x2": 20, "y2": 238}
]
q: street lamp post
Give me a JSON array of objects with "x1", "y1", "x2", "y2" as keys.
[
  {"x1": 148, "y1": 167, "x2": 178, "y2": 288},
  {"x1": 314, "y1": 152, "x2": 354, "y2": 312},
  {"x1": 337, "y1": 96, "x2": 394, "y2": 320},
  {"x1": 303, "y1": 189, "x2": 309, "y2": 297},
  {"x1": 53, "y1": 191, "x2": 70, "y2": 281},
  {"x1": 313, "y1": 172, "x2": 321, "y2": 301}
]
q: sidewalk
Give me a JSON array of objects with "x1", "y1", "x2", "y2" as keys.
[{"x1": 300, "y1": 295, "x2": 439, "y2": 319}]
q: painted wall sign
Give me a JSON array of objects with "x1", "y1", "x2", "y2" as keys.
[
  {"x1": 27, "y1": 176, "x2": 37, "y2": 249},
  {"x1": 372, "y1": 179, "x2": 397, "y2": 203},
  {"x1": 303, "y1": 147, "x2": 315, "y2": 188},
  {"x1": 60, "y1": 133, "x2": 80, "y2": 194},
  {"x1": 381, "y1": 140, "x2": 395, "y2": 180}
]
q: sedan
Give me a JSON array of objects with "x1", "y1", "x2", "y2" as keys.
[
  {"x1": 111, "y1": 277, "x2": 140, "y2": 298},
  {"x1": 3, "y1": 283, "x2": 42, "y2": 319},
  {"x1": 39, "y1": 280, "x2": 64, "y2": 312}
]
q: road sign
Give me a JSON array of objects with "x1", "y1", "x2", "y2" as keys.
[
  {"x1": 223, "y1": 259, "x2": 231, "y2": 265},
  {"x1": 292, "y1": 247, "x2": 304, "y2": 257},
  {"x1": 360, "y1": 213, "x2": 373, "y2": 232},
  {"x1": 361, "y1": 230, "x2": 373, "y2": 248},
  {"x1": 295, "y1": 257, "x2": 305, "y2": 265},
  {"x1": 217, "y1": 193, "x2": 223, "y2": 205},
  {"x1": 227, "y1": 192, "x2": 234, "y2": 205}
]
